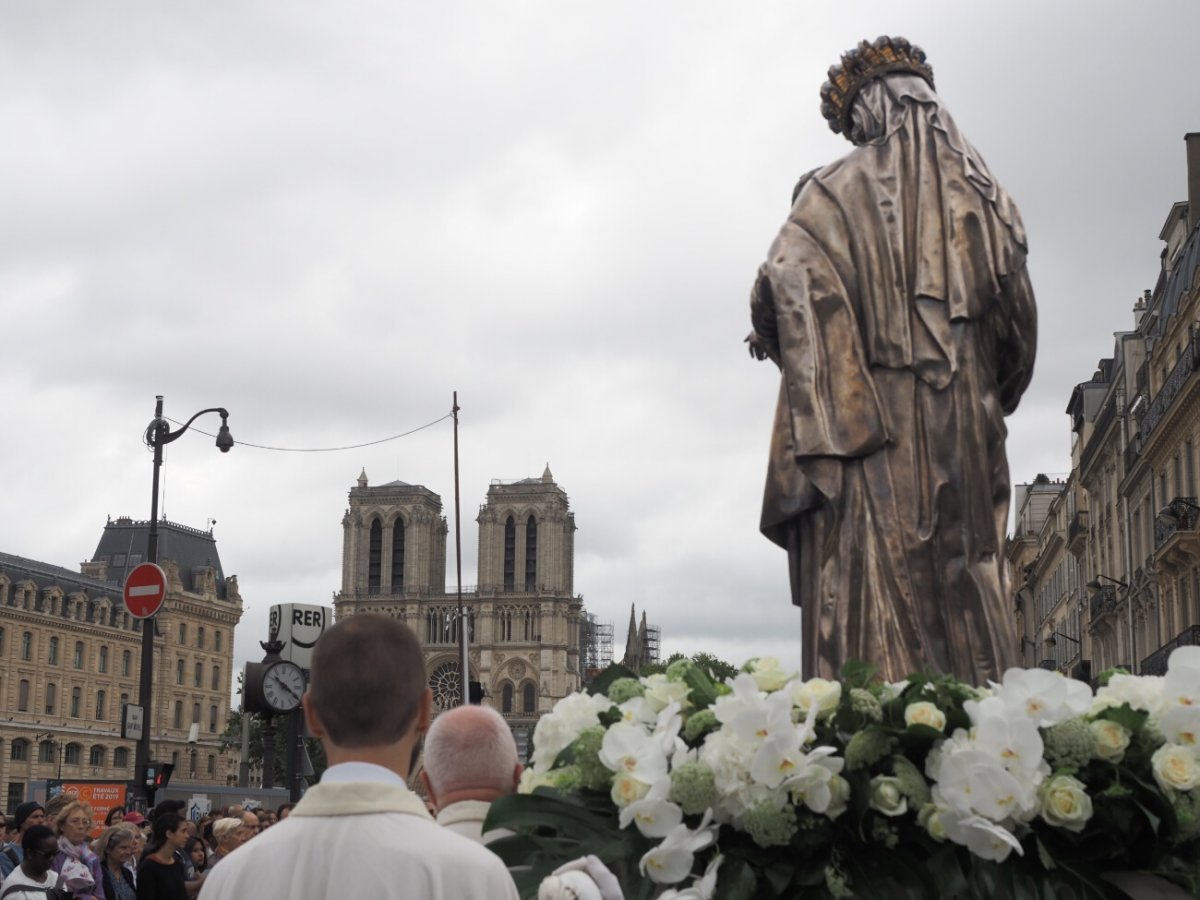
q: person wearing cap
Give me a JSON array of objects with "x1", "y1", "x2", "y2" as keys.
[
  {"x1": 199, "y1": 614, "x2": 518, "y2": 900},
  {"x1": 0, "y1": 803, "x2": 46, "y2": 879}
]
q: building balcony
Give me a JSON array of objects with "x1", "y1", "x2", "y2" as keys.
[
  {"x1": 1088, "y1": 585, "x2": 1118, "y2": 626},
  {"x1": 1140, "y1": 624, "x2": 1200, "y2": 676},
  {"x1": 1139, "y1": 333, "x2": 1200, "y2": 442},
  {"x1": 1067, "y1": 510, "x2": 1089, "y2": 552},
  {"x1": 1153, "y1": 496, "x2": 1200, "y2": 574}
]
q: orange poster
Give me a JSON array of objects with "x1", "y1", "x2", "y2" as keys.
[{"x1": 48, "y1": 781, "x2": 128, "y2": 838}]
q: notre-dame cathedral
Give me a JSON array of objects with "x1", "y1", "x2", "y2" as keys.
[{"x1": 333, "y1": 465, "x2": 585, "y2": 753}]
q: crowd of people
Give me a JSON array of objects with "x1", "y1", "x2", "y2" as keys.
[
  {"x1": 0, "y1": 614, "x2": 617, "y2": 899},
  {"x1": 0, "y1": 795, "x2": 297, "y2": 899}
]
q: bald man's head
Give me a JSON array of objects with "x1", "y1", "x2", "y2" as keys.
[{"x1": 421, "y1": 705, "x2": 521, "y2": 806}]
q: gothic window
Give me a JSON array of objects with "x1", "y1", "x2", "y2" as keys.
[
  {"x1": 38, "y1": 741, "x2": 54, "y2": 763},
  {"x1": 89, "y1": 745, "x2": 105, "y2": 767},
  {"x1": 212, "y1": 665, "x2": 221, "y2": 691},
  {"x1": 11, "y1": 739, "x2": 28, "y2": 761},
  {"x1": 96, "y1": 690, "x2": 106, "y2": 720},
  {"x1": 65, "y1": 743, "x2": 81, "y2": 765},
  {"x1": 122, "y1": 650, "x2": 131, "y2": 677},
  {"x1": 18, "y1": 679, "x2": 30, "y2": 711},
  {"x1": 114, "y1": 747, "x2": 129, "y2": 768},
  {"x1": 209, "y1": 705, "x2": 218, "y2": 732},
  {"x1": 425, "y1": 607, "x2": 474, "y2": 645},
  {"x1": 197, "y1": 627, "x2": 205, "y2": 649},
  {"x1": 99, "y1": 646, "x2": 108, "y2": 673},
  {"x1": 502, "y1": 682, "x2": 514, "y2": 713},
  {"x1": 21, "y1": 632, "x2": 32, "y2": 661},
  {"x1": 429, "y1": 661, "x2": 465, "y2": 712},
  {"x1": 173, "y1": 701, "x2": 183, "y2": 729},
  {"x1": 503, "y1": 516, "x2": 516, "y2": 591},
  {"x1": 368, "y1": 518, "x2": 383, "y2": 592},
  {"x1": 178, "y1": 623, "x2": 187, "y2": 644},
  {"x1": 70, "y1": 687, "x2": 81, "y2": 717},
  {"x1": 44, "y1": 683, "x2": 56, "y2": 715},
  {"x1": 523, "y1": 682, "x2": 536, "y2": 714},
  {"x1": 391, "y1": 519, "x2": 405, "y2": 592},
  {"x1": 73, "y1": 641, "x2": 84, "y2": 668},
  {"x1": 192, "y1": 703, "x2": 201, "y2": 725},
  {"x1": 194, "y1": 661, "x2": 203, "y2": 688},
  {"x1": 525, "y1": 515, "x2": 537, "y2": 590},
  {"x1": 48, "y1": 637, "x2": 59, "y2": 665}
]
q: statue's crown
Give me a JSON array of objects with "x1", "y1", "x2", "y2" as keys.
[{"x1": 820, "y1": 36, "x2": 934, "y2": 138}]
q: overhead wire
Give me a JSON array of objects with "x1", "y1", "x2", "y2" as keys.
[{"x1": 162, "y1": 412, "x2": 453, "y2": 452}]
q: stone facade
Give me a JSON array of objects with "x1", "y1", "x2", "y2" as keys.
[
  {"x1": 0, "y1": 518, "x2": 243, "y2": 810},
  {"x1": 1010, "y1": 132, "x2": 1200, "y2": 678},
  {"x1": 334, "y1": 466, "x2": 585, "y2": 757}
]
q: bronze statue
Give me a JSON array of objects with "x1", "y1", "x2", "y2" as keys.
[{"x1": 748, "y1": 37, "x2": 1037, "y2": 684}]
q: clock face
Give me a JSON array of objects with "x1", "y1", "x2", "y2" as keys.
[{"x1": 262, "y1": 661, "x2": 306, "y2": 713}]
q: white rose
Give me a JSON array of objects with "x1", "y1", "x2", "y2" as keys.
[
  {"x1": 791, "y1": 678, "x2": 841, "y2": 717},
  {"x1": 869, "y1": 776, "x2": 908, "y2": 817},
  {"x1": 1151, "y1": 743, "x2": 1200, "y2": 794},
  {"x1": 904, "y1": 701, "x2": 947, "y2": 732},
  {"x1": 643, "y1": 674, "x2": 692, "y2": 712},
  {"x1": 918, "y1": 804, "x2": 948, "y2": 842},
  {"x1": 1089, "y1": 719, "x2": 1131, "y2": 762},
  {"x1": 1039, "y1": 775, "x2": 1093, "y2": 832},
  {"x1": 538, "y1": 872, "x2": 602, "y2": 900},
  {"x1": 748, "y1": 657, "x2": 793, "y2": 692}
]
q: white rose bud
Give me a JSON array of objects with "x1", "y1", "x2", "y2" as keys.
[
  {"x1": 825, "y1": 774, "x2": 851, "y2": 820},
  {"x1": 917, "y1": 804, "x2": 947, "y2": 842},
  {"x1": 1151, "y1": 743, "x2": 1200, "y2": 794},
  {"x1": 792, "y1": 678, "x2": 842, "y2": 717},
  {"x1": 1089, "y1": 719, "x2": 1131, "y2": 762},
  {"x1": 904, "y1": 701, "x2": 947, "y2": 732},
  {"x1": 749, "y1": 657, "x2": 793, "y2": 692},
  {"x1": 869, "y1": 776, "x2": 908, "y2": 817},
  {"x1": 1039, "y1": 775, "x2": 1093, "y2": 833}
]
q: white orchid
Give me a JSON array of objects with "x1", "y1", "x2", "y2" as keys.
[
  {"x1": 940, "y1": 813, "x2": 1023, "y2": 862},
  {"x1": 1092, "y1": 674, "x2": 1165, "y2": 718},
  {"x1": 531, "y1": 691, "x2": 614, "y2": 771},
  {"x1": 639, "y1": 810, "x2": 717, "y2": 885},
  {"x1": 991, "y1": 668, "x2": 1092, "y2": 728},
  {"x1": 656, "y1": 854, "x2": 723, "y2": 900},
  {"x1": 966, "y1": 697, "x2": 1046, "y2": 785},
  {"x1": 713, "y1": 674, "x2": 794, "y2": 745},
  {"x1": 1162, "y1": 646, "x2": 1200, "y2": 711},
  {"x1": 599, "y1": 721, "x2": 669, "y2": 786},
  {"x1": 1159, "y1": 704, "x2": 1200, "y2": 751},
  {"x1": 618, "y1": 774, "x2": 683, "y2": 838}
]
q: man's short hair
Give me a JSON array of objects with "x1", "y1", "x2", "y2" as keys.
[
  {"x1": 309, "y1": 614, "x2": 426, "y2": 747},
  {"x1": 21, "y1": 825, "x2": 54, "y2": 854},
  {"x1": 423, "y1": 705, "x2": 518, "y2": 795},
  {"x1": 212, "y1": 818, "x2": 243, "y2": 843}
]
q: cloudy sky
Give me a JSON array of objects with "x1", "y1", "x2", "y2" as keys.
[{"x1": 3, "y1": 2, "x2": 1199, "y2": 691}]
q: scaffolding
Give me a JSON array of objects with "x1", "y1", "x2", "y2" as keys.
[
  {"x1": 644, "y1": 623, "x2": 661, "y2": 666},
  {"x1": 581, "y1": 612, "x2": 613, "y2": 676}
]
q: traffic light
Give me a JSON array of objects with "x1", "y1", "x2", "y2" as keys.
[
  {"x1": 146, "y1": 762, "x2": 175, "y2": 789},
  {"x1": 468, "y1": 681, "x2": 484, "y2": 704}
]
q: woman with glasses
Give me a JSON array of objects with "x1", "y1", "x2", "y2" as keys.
[
  {"x1": 51, "y1": 801, "x2": 102, "y2": 900},
  {"x1": 0, "y1": 825, "x2": 66, "y2": 899},
  {"x1": 92, "y1": 827, "x2": 136, "y2": 900}
]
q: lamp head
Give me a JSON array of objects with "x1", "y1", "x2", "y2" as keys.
[
  {"x1": 1086, "y1": 579, "x2": 1102, "y2": 591},
  {"x1": 1045, "y1": 634, "x2": 1057, "y2": 646},
  {"x1": 216, "y1": 411, "x2": 234, "y2": 453}
]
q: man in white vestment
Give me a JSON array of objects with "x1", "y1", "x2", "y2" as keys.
[
  {"x1": 420, "y1": 705, "x2": 521, "y2": 846},
  {"x1": 199, "y1": 614, "x2": 519, "y2": 900}
]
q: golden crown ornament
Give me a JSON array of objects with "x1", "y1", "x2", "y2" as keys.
[{"x1": 819, "y1": 36, "x2": 935, "y2": 139}]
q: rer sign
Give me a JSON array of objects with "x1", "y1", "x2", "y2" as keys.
[{"x1": 268, "y1": 603, "x2": 330, "y2": 670}]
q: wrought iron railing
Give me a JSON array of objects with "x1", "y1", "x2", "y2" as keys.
[
  {"x1": 1089, "y1": 585, "x2": 1116, "y2": 622},
  {"x1": 1139, "y1": 334, "x2": 1199, "y2": 439},
  {"x1": 1154, "y1": 496, "x2": 1199, "y2": 550},
  {"x1": 1067, "y1": 510, "x2": 1089, "y2": 546},
  {"x1": 1140, "y1": 624, "x2": 1200, "y2": 676}
]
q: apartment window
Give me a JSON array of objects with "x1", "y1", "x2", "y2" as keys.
[
  {"x1": 194, "y1": 661, "x2": 202, "y2": 688},
  {"x1": 21, "y1": 632, "x2": 32, "y2": 661},
  {"x1": 73, "y1": 641, "x2": 84, "y2": 668},
  {"x1": 211, "y1": 665, "x2": 221, "y2": 691},
  {"x1": 122, "y1": 650, "x2": 132, "y2": 677},
  {"x1": 90, "y1": 745, "x2": 104, "y2": 766},
  {"x1": 207, "y1": 754, "x2": 215, "y2": 776},
  {"x1": 95, "y1": 690, "x2": 106, "y2": 720},
  {"x1": 48, "y1": 637, "x2": 59, "y2": 665},
  {"x1": 11, "y1": 739, "x2": 28, "y2": 761},
  {"x1": 44, "y1": 683, "x2": 56, "y2": 715},
  {"x1": 176, "y1": 658, "x2": 184, "y2": 685},
  {"x1": 38, "y1": 741, "x2": 54, "y2": 764},
  {"x1": 18, "y1": 680, "x2": 29, "y2": 711},
  {"x1": 114, "y1": 747, "x2": 129, "y2": 768},
  {"x1": 65, "y1": 744, "x2": 80, "y2": 765},
  {"x1": 214, "y1": 631, "x2": 222, "y2": 651},
  {"x1": 173, "y1": 701, "x2": 183, "y2": 729},
  {"x1": 178, "y1": 623, "x2": 187, "y2": 644},
  {"x1": 197, "y1": 627, "x2": 205, "y2": 650},
  {"x1": 98, "y1": 646, "x2": 108, "y2": 673},
  {"x1": 70, "y1": 687, "x2": 81, "y2": 718},
  {"x1": 209, "y1": 705, "x2": 218, "y2": 732}
]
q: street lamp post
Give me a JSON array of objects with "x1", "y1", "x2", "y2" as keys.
[{"x1": 134, "y1": 395, "x2": 233, "y2": 807}]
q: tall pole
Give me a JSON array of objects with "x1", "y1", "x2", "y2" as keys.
[
  {"x1": 135, "y1": 395, "x2": 166, "y2": 808},
  {"x1": 453, "y1": 392, "x2": 468, "y2": 706}
]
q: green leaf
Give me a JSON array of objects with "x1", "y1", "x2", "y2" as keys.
[
  {"x1": 712, "y1": 856, "x2": 756, "y2": 900},
  {"x1": 588, "y1": 663, "x2": 639, "y2": 697},
  {"x1": 484, "y1": 791, "x2": 618, "y2": 845},
  {"x1": 840, "y1": 660, "x2": 879, "y2": 689},
  {"x1": 1035, "y1": 835, "x2": 1056, "y2": 872},
  {"x1": 681, "y1": 664, "x2": 718, "y2": 710},
  {"x1": 845, "y1": 725, "x2": 896, "y2": 770},
  {"x1": 1098, "y1": 703, "x2": 1147, "y2": 733}
]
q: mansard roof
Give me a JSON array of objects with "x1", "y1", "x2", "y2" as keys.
[
  {"x1": 92, "y1": 516, "x2": 229, "y2": 599},
  {"x1": 0, "y1": 551, "x2": 116, "y2": 600}
]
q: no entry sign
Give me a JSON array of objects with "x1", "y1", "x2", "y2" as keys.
[{"x1": 124, "y1": 563, "x2": 167, "y2": 619}]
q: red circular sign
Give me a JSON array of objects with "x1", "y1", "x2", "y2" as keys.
[{"x1": 124, "y1": 563, "x2": 167, "y2": 619}]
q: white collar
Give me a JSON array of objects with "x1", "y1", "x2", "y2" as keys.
[
  {"x1": 319, "y1": 761, "x2": 408, "y2": 786},
  {"x1": 435, "y1": 799, "x2": 492, "y2": 826}
]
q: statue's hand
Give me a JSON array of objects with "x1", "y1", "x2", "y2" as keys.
[{"x1": 745, "y1": 330, "x2": 778, "y2": 365}]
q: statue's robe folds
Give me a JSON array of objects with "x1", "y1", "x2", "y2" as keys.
[{"x1": 752, "y1": 76, "x2": 1036, "y2": 684}]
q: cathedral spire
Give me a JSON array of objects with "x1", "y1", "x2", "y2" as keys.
[{"x1": 357, "y1": 468, "x2": 368, "y2": 488}]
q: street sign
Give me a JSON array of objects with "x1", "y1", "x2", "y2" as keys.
[
  {"x1": 122, "y1": 704, "x2": 144, "y2": 741},
  {"x1": 124, "y1": 563, "x2": 167, "y2": 619},
  {"x1": 268, "y1": 604, "x2": 330, "y2": 669}
]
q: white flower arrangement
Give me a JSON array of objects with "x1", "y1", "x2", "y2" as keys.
[{"x1": 485, "y1": 649, "x2": 1200, "y2": 899}]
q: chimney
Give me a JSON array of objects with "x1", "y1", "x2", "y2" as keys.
[{"x1": 1187, "y1": 132, "x2": 1200, "y2": 231}]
